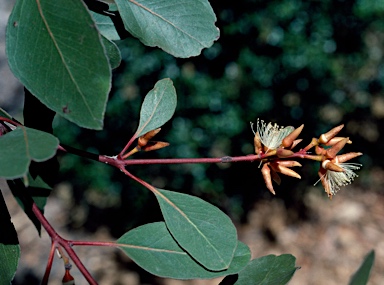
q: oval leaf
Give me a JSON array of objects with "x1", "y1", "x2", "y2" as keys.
[
  {"x1": 0, "y1": 127, "x2": 59, "y2": 179},
  {"x1": 6, "y1": 0, "x2": 111, "y2": 130},
  {"x1": 117, "y1": 222, "x2": 250, "y2": 279},
  {"x1": 135, "y1": 79, "x2": 177, "y2": 137},
  {"x1": 349, "y1": 250, "x2": 375, "y2": 285},
  {"x1": 154, "y1": 189, "x2": 238, "y2": 271},
  {"x1": 234, "y1": 254, "x2": 299, "y2": 285},
  {"x1": 115, "y1": 0, "x2": 220, "y2": 58}
]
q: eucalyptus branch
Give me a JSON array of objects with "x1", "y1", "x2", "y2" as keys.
[
  {"x1": 41, "y1": 241, "x2": 56, "y2": 285},
  {"x1": 31, "y1": 203, "x2": 97, "y2": 285}
]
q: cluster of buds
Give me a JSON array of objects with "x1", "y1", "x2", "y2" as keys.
[
  {"x1": 251, "y1": 119, "x2": 362, "y2": 199},
  {"x1": 122, "y1": 128, "x2": 169, "y2": 159}
]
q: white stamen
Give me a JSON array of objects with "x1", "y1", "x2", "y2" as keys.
[
  {"x1": 316, "y1": 162, "x2": 362, "y2": 195},
  {"x1": 256, "y1": 119, "x2": 294, "y2": 152}
]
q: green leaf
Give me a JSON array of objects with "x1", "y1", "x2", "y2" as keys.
[
  {"x1": 349, "y1": 250, "x2": 375, "y2": 285},
  {"x1": 135, "y1": 79, "x2": 177, "y2": 137},
  {"x1": 234, "y1": 254, "x2": 299, "y2": 285},
  {"x1": 7, "y1": 173, "x2": 52, "y2": 235},
  {"x1": 115, "y1": 0, "x2": 220, "y2": 58},
  {"x1": 0, "y1": 108, "x2": 12, "y2": 120},
  {"x1": 154, "y1": 189, "x2": 237, "y2": 271},
  {"x1": 6, "y1": 0, "x2": 111, "y2": 130},
  {"x1": 91, "y1": 12, "x2": 120, "y2": 41},
  {"x1": 117, "y1": 222, "x2": 250, "y2": 279},
  {"x1": 101, "y1": 36, "x2": 122, "y2": 69},
  {"x1": 0, "y1": 191, "x2": 20, "y2": 285},
  {"x1": 0, "y1": 127, "x2": 59, "y2": 179}
]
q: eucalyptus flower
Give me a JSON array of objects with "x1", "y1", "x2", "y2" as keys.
[
  {"x1": 316, "y1": 160, "x2": 362, "y2": 196},
  {"x1": 255, "y1": 119, "x2": 294, "y2": 152}
]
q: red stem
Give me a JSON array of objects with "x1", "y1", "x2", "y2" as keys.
[
  {"x1": 0, "y1": 116, "x2": 22, "y2": 127},
  {"x1": 122, "y1": 155, "x2": 259, "y2": 165},
  {"x1": 31, "y1": 203, "x2": 97, "y2": 285},
  {"x1": 119, "y1": 134, "x2": 138, "y2": 157},
  {"x1": 41, "y1": 241, "x2": 56, "y2": 285}
]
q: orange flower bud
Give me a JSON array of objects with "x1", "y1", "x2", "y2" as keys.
[
  {"x1": 318, "y1": 124, "x2": 344, "y2": 144},
  {"x1": 325, "y1": 137, "x2": 349, "y2": 159},
  {"x1": 317, "y1": 168, "x2": 332, "y2": 197},
  {"x1": 276, "y1": 160, "x2": 302, "y2": 167},
  {"x1": 282, "y1": 124, "x2": 304, "y2": 148},
  {"x1": 270, "y1": 168, "x2": 281, "y2": 185},
  {"x1": 290, "y1": 139, "x2": 302, "y2": 149},
  {"x1": 270, "y1": 163, "x2": 301, "y2": 179},
  {"x1": 254, "y1": 132, "x2": 262, "y2": 155},
  {"x1": 325, "y1": 137, "x2": 352, "y2": 146},
  {"x1": 276, "y1": 148, "x2": 294, "y2": 158},
  {"x1": 261, "y1": 163, "x2": 275, "y2": 194},
  {"x1": 138, "y1": 128, "x2": 161, "y2": 147},
  {"x1": 332, "y1": 152, "x2": 363, "y2": 164},
  {"x1": 141, "y1": 141, "x2": 170, "y2": 152},
  {"x1": 322, "y1": 160, "x2": 344, "y2": 172}
]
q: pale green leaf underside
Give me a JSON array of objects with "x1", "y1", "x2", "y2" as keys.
[
  {"x1": 155, "y1": 189, "x2": 238, "y2": 271},
  {"x1": 91, "y1": 12, "x2": 120, "y2": 41},
  {"x1": 6, "y1": 0, "x2": 111, "y2": 130},
  {"x1": 0, "y1": 127, "x2": 59, "y2": 179},
  {"x1": 136, "y1": 78, "x2": 176, "y2": 137},
  {"x1": 117, "y1": 222, "x2": 250, "y2": 279},
  {"x1": 115, "y1": 0, "x2": 220, "y2": 58},
  {"x1": 234, "y1": 254, "x2": 298, "y2": 285}
]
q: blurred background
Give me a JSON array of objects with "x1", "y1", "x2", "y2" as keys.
[{"x1": 1, "y1": 0, "x2": 384, "y2": 284}]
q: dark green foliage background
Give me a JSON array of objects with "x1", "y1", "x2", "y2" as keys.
[{"x1": 53, "y1": 0, "x2": 379, "y2": 236}]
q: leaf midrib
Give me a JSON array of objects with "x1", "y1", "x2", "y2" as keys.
[
  {"x1": 129, "y1": 0, "x2": 205, "y2": 46},
  {"x1": 35, "y1": 0, "x2": 97, "y2": 121},
  {"x1": 155, "y1": 190, "x2": 227, "y2": 265}
]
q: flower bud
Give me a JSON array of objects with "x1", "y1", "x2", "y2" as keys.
[
  {"x1": 276, "y1": 160, "x2": 302, "y2": 167},
  {"x1": 325, "y1": 137, "x2": 349, "y2": 159},
  {"x1": 325, "y1": 137, "x2": 352, "y2": 146},
  {"x1": 332, "y1": 152, "x2": 363, "y2": 164},
  {"x1": 282, "y1": 124, "x2": 304, "y2": 148},
  {"x1": 254, "y1": 132, "x2": 262, "y2": 155},
  {"x1": 317, "y1": 168, "x2": 331, "y2": 197},
  {"x1": 290, "y1": 139, "x2": 302, "y2": 149},
  {"x1": 274, "y1": 164, "x2": 301, "y2": 179},
  {"x1": 276, "y1": 148, "x2": 294, "y2": 158},
  {"x1": 318, "y1": 124, "x2": 344, "y2": 144},
  {"x1": 322, "y1": 160, "x2": 344, "y2": 172},
  {"x1": 270, "y1": 167, "x2": 281, "y2": 185},
  {"x1": 138, "y1": 128, "x2": 161, "y2": 147},
  {"x1": 141, "y1": 141, "x2": 169, "y2": 152},
  {"x1": 261, "y1": 163, "x2": 275, "y2": 194}
]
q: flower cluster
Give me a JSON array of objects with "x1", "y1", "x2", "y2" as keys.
[{"x1": 251, "y1": 119, "x2": 362, "y2": 199}]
